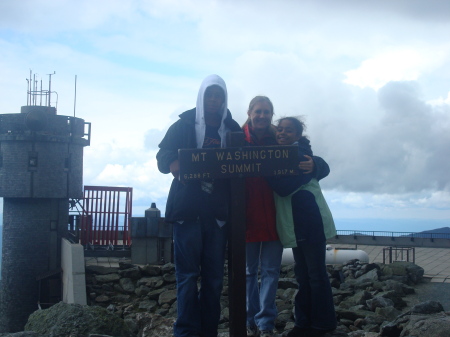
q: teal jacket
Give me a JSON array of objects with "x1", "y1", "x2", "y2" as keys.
[
  {"x1": 273, "y1": 178, "x2": 336, "y2": 248},
  {"x1": 267, "y1": 137, "x2": 336, "y2": 247}
]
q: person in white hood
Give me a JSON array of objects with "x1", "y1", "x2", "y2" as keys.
[{"x1": 157, "y1": 75, "x2": 241, "y2": 337}]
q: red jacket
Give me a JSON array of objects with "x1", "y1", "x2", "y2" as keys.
[{"x1": 243, "y1": 124, "x2": 279, "y2": 242}]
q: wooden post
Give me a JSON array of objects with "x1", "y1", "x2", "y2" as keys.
[{"x1": 227, "y1": 132, "x2": 246, "y2": 337}]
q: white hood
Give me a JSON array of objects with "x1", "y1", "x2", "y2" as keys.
[{"x1": 195, "y1": 74, "x2": 230, "y2": 149}]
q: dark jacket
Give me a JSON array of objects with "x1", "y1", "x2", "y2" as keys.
[
  {"x1": 267, "y1": 137, "x2": 330, "y2": 197},
  {"x1": 156, "y1": 108, "x2": 241, "y2": 222}
]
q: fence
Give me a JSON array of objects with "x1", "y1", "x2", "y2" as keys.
[
  {"x1": 335, "y1": 230, "x2": 450, "y2": 240},
  {"x1": 72, "y1": 186, "x2": 133, "y2": 246}
]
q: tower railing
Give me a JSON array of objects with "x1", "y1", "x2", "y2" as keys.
[{"x1": 71, "y1": 186, "x2": 133, "y2": 246}]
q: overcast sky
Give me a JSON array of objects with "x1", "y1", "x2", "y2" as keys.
[{"x1": 1, "y1": 0, "x2": 449, "y2": 232}]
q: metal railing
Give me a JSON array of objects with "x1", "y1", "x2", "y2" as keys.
[{"x1": 335, "y1": 230, "x2": 450, "y2": 240}]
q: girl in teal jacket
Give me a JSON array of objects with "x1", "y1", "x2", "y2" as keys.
[{"x1": 268, "y1": 117, "x2": 337, "y2": 337}]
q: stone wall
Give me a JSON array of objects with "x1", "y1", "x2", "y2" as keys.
[{"x1": 5, "y1": 259, "x2": 450, "y2": 337}]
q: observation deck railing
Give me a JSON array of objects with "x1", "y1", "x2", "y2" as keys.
[{"x1": 329, "y1": 230, "x2": 450, "y2": 248}]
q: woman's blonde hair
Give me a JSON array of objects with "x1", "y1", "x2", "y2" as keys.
[{"x1": 242, "y1": 95, "x2": 274, "y2": 128}]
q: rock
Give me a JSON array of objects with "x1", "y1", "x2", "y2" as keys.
[
  {"x1": 377, "y1": 290, "x2": 407, "y2": 309},
  {"x1": 355, "y1": 268, "x2": 379, "y2": 284},
  {"x1": 400, "y1": 312, "x2": 450, "y2": 337},
  {"x1": 380, "y1": 311, "x2": 450, "y2": 337},
  {"x1": 140, "y1": 265, "x2": 162, "y2": 276},
  {"x1": 135, "y1": 285, "x2": 152, "y2": 297},
  {"x1": 160, "y1": 263, "x2": 175, "y2": 274},
  {"x1": 280, "y1": 288, "x2": 296, "y2": 301},
  {"x1": 381, "y1": 279, "x2": 405, "y2": 295},
  {"x1": 405, "y1": 262, "x2": 425, "y2": 284},
  {"x1": 146, "y1": 288, "x2": 166, "y2": 300},
  {"x1": 24, "y1": 302, "x2": 131, "y2": 337},
  {"x1": 375, "y1": 306, "x2": 401, "y2": 321},
  {"x1": 341, "y1": 290, "x2": 372, "y2": 308},
  {"x1": 112, "y1": 294, "x2": 131, "y2": 303},
  {"x1": 410, "y1": 300, "x2": 444, "y2": 314},
  {"x1": 389, "y1": 261, "x2": 424, "y2": 284},
  {"x1": 136, "y1": 313, "x2": 175, "y2": 337},
  {"x1": 162, "y1": 273, "x2": 176, "y2": 283},
  {"x1": 138, "y1": 300, "x2": 158, "y2": 312},
  {"x1": 137, "y1": 276, "x2": 164, "y2": 288},
  {"x1": 119, "y1": 278, "x2": 136, "y2": 293},
  {"x1": 95, "y1": 273, "x2": 121, "y2": 283},
  {"x1": 119, "y1": 261, "x2": 135, "y2": 270},
  {"x1": 278, "y1": 278, "x2": 298, "y2": 289},
  {"x1": 119, "y1": 267, "x2": 142, "y2": 280},
  {"x1": 95, "y1": 294, "x2": 110, "y2": 303},
  {"x1": 158, "y1": 289, "x2": 177, "y2": 306},
  {"x1": 366, "y1": 296, "x2": 394, "y2": 311}
]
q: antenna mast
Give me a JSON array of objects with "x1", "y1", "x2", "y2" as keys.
[{"x1": 73, "y1": 75, "x2": 77, "y2": 117}]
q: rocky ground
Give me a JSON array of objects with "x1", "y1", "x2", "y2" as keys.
[{"x1": 1, "y1": 259, "x2": 450, "y2": 337}]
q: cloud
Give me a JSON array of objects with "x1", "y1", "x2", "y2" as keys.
[
  {"x1": 319, "y1": 81, "x2": 450, "y2": 194},
  {"x1": 0, "y1": 0, "x2": 136, "y2": 33},
  {"x1": 344, "y1": 46, "x2": 450, "y2": 90},
  {"x1": 415, "y1": 191, "x2": 450, "y2": 209},
  {"x1": 1, "y1": 0, "x2": 450, "y2": 224},
  {"x1": 344, "y1": 50, "x2": 425, "y2": 90},
  {"x1": 84, "y1": 146, "x2": 172, "y2": 211}
]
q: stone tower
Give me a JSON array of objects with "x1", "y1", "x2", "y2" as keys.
[{"x1": 0, "y1": 72, "x2": 90, "y2": 332}]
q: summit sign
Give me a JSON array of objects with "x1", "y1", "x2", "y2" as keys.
[{"x1": 179, "y1": 145, "x2": 299, "y2": 181}]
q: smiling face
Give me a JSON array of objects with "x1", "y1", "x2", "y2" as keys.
[
  {"x1": 276, "y1": 119, "x2": 301, "y2": 145},
  {"x1": 204, "y1": 85, "x2": 225, "y2": 116},
  {"x1": 248, "y1": 101, "x2": 273, "y2": 132}
]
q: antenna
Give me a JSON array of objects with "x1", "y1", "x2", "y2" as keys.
[
  {"x1": 47, "y1": 71, "x2": 55, "y2": 107},
  {"x1": 74, "y1": 75, "x2": 77, "y2": 117},
  {"x1": 25, "y1": 70, "x2": 56, "y2": 108}
]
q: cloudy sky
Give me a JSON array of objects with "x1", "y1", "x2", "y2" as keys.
[{"x1": 0, "y1": 0, "x2": 449, "y2": 232}]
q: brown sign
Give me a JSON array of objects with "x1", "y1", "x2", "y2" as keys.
[{"x1": 179, "y1": 145, "x2": 299, "y2": 181}]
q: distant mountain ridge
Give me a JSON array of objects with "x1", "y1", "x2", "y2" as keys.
[
  {"x1": 341, "y1": 227, "x2": 450, "y2": 237},
  {"x1": 406, "y1": 227, "x2": 450, "y2": 238},
  {"x1": 417, "y1": 227, "x2": 450, "y2": 234}
]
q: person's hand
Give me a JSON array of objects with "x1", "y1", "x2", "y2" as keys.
[
  {"x1": 169, "y1": 160, "x2": 180, "y2": 179},
  {"x1": 299, "y1": 155, "x2": 315, "y2": 174}
]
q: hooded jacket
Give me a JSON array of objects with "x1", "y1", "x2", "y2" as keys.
[{"x1": 156, "y1": 75, "x2": 241, "y2": 222}]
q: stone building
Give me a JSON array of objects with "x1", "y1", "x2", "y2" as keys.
[{"x1": 0, "y1": 72, "x2": 90, "y2": 332}]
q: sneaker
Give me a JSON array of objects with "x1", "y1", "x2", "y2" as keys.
[
  {"x1": 260, "y1": 330, "x2": 277, "y2": 337},
  {"x1": 247, "y1": 325, "x2": 260, "y2": 337}
]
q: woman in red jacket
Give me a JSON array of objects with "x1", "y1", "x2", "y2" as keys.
[
  {"x1": 243, "y1": 96, "x2": 283, "y2": 337},
  {"x1": 243, "y1": 96, "x2": 329, "y2": 337}
]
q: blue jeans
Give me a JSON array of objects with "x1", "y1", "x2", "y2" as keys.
[
  {"x1": 173, "y1": 214, "x2": 228, "y2": 337},
  {"x1": 292, "y1": 241, "x2": 337, "y2": 331},
  {"x1": 246, "y1": 240, "x2": 283, "y2": 331}
]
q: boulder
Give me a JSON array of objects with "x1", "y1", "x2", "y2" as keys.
[
  {"x1": 24, "y1": 302, "x2": 131, "y2": 337},
  {"x1": 400, "y1": 312, "x2": 450, "y2": 337}
]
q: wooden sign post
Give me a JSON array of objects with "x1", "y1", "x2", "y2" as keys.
[{"x1": 179, "y1": 132, "x2": 299, "y2": 337}]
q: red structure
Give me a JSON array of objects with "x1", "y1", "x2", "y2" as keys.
[{"x1": 79, "y1": 186, "x2": 133, "y2": 245}]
